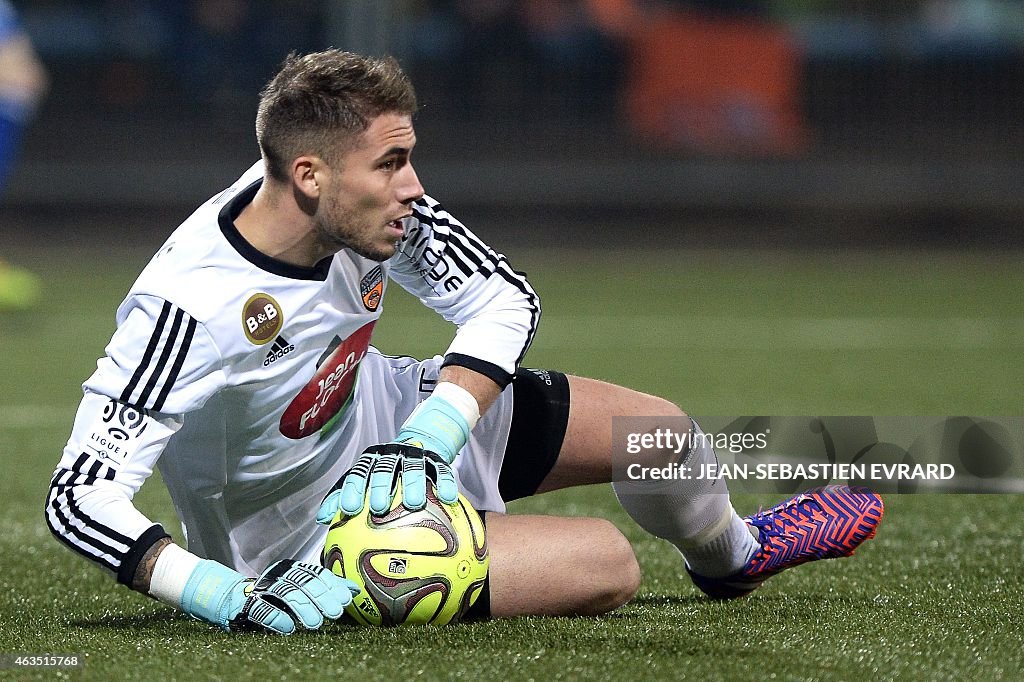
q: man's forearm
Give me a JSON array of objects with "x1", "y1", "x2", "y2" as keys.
[{"x1": 436, "y1": 364, "x2": 501, "y2": 416}]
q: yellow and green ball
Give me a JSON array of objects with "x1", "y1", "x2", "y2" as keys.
[{"x1": 322, "y1": 482, "x2": 489, "y2": 626}]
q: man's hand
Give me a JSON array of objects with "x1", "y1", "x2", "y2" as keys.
[
  {"x1": 318, "y1": 383, "x2": 481, "y2": 518},
  {"x1": 182, "y1": 558, "x2": 360, "y2": 634},
  {"x1": 317, "y1": 442, "x2": 458, "y2": 521}
]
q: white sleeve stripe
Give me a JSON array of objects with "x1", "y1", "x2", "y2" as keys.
[
  {"x1": 135, "y1": 307, "x2": 190, "y2": 409},
  {"x1": 48, "y1": 454, "x2": 138, "y2": 557},
  {"x1": 45, "y1": 488, "x2": 125, "y2": 571},
  {"x1": 409, "y1": 203, "x2": 482, "y2": 254},
  {"x1": 50, "y1": 468, "x2": 75, "y2": 487},
  {"x1": 442, "y1": 224, "x2": 492, "y2": 265},
  {"x1": 412, "y1": 206, "x2": 532, "y2": 296},
  {"x1": 50, "y1": 466, "x2": 114, "y2": 492},
  {"x1": 120, "y1": 302, "x2": 196, "y2": 411},
  {"x1": 444, "y1": 220, "x2": 490, "y2": 256}
]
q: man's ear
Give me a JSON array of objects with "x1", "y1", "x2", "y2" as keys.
[{"x1": 291, "y1": 156, "x2": 323, "y2": 200}]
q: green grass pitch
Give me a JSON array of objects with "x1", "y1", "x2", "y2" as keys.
[{"x1": 2, "y1": 237, "x2": 1023, "y2": 680}]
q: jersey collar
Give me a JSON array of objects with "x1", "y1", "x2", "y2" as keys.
[{"x1": 218, "y1": 178, "x2": 333, "y2": 281}]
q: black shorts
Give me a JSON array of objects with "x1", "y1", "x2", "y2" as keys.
[
  {"x1": 464, "y1": 368, "x2": 570, "y2": 622},
  {"x1": 498, "y1": 368, "x2": 571, "y2": 501}
]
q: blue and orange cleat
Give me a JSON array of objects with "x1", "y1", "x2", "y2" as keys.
[{"x1": 688, "y1": 485, "x2": 884, "y2": 599}]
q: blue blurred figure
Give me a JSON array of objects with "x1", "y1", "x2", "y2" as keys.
[{"x1": 0, "y1": 0, "x2": 47, "y2": 311}]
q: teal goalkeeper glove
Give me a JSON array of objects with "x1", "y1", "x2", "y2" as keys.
[
  {"x1": 316, "y1": 442, "x2": 458, "y2": 521},
  {"x1": 317, "y1": 386, "x2": 476, "y2": 518},
  {"x1": 181, "y1": 559, "x2": 360, "y2": 634}
]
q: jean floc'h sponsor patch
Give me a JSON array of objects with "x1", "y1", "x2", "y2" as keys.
[{"x1": 279, "y1": 321, "x2": 377, "y2": 439}]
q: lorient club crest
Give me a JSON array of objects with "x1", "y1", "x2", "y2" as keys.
[
  {"x1": 360, "y1": 266, "x2": 384, "y2": 311},
  {"x1": 279, "y1": 321, "x2": 376, "y2": 439}
]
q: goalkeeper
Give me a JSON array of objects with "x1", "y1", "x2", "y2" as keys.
[{"x1": 47, "y1": 50, "x2": 882, "y2": 633}]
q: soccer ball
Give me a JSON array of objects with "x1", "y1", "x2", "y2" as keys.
[{"x1": 321, "y1": 482, "x2": 489, "y2": 626}]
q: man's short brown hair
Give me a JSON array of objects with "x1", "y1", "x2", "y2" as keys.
[{"x1": 255, "y1": 50, "x2": 418, "y2": 182}]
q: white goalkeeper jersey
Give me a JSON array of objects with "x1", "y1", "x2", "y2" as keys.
[{"x1": 47, "y1": 162, "x2": 539, "y2": 581}]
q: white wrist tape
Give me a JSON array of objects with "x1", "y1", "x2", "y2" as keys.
[
  {"x1": 432, "y1": 381, "x2": 481, "y2": 430},
  {"x1": 148, "y1": 542, "x2": 203, "y2": 607}
]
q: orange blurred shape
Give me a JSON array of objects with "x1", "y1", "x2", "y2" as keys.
[{"x1": 624, "y1": 11, "x2": 809, "y2": 156}]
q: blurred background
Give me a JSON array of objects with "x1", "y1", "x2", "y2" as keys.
[
  {"x1": 2, "y1": 0, "x2": 1022, "y2": 248},
  {"x1": 2, "y1": 12, "x2": 1023, "y2": 664}
]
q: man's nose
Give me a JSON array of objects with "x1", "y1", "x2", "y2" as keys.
[{"x1": 398, "y1": 163, "x2": 424, "y2": 204}]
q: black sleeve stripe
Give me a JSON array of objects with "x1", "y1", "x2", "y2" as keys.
[
  {"x1": 410, "y1": 204, "x2": 448, "y2": 227},
  {"x1": 50, "y1": 468, "x2": 80, "y2": 488},
  {"x1": 410, "y1": 204, "x2": 480, "y2": 253},
  {"x1": 440, "y1": 224, "x2": 491, "y2": 270},
  {"x1": 443, "y1": 224, "x2": 490, "y2": 265},
  {"x1": 412, "y1": 198, "x2": 541, "y2": 369},
  {"x1": 120, "y1": 303, "x2": 196, "y2": 411},
  {"x1": 135, "y1": 307, "x2": 185, "y2": 408},
  {"x1": 64, "y1": 487, "x2": 135, "y2": 547},
  {"x1": 121, "y1": 300, "x2": 172, "y2": 404},
  {"x1": 47, "y1": 470, "x2": 137, "y2": 547},
  {"x1": 446, "y1": 222, "x2": 526, "y2": 293},
  {"x1": 413, "y1": 206, "x2": 522, "y2": 288},
  {"x1": 71, "y1": 452, "x2": 90, "y2": 474},
  {"x1": 445, "y1": 229, "x2": 495, "y2": 275},
  {"x1": 152, "y1": 315, "x2": 196, "y2": 412},
  {"x1": 447, "y1": 223, "x2": 492, "y2": 261},
  {"x1": 492, "y1": 257, "x2": 541, "y2": 365},
  {"x1": 44, "y1": 511, "x2": 119, "y2": 574},
  {"x1": 51, "y1": 469, "x2": 97, "y2": 489},
  {"x1": 410, "y1": 207, "x2": 478, "y2": 278},
  {"x1": 45, "y1": 488, "x2": 125, "y2": 570},
  {"x1": 52, "y1": 465, "x2": 113, "y2": 488},
  {"x1": 434, "y1": 231, "x2": 477, "y2": 277},
  {"x1": 70, "y1": 452, "x2": 114, "y2": 484}
]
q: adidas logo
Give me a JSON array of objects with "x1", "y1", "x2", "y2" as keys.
[
  {"x1": 529, "y1": 368, "x2": 554, "y2": 386},
  {"x1": 263, "y1": 335, "x2": 295, "y2": 366}
]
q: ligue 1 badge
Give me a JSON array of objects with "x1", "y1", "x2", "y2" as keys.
[
  {"x1": 360, "y1": 265, "x2": 384, "y2": 311},
  {"x1": 242, "y1": 292, "x2": 283, "y2": 345}
]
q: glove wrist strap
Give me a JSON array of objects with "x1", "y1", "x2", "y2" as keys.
[
  {"x1": 179, "y1": 558, "x2": 245, "y2": 627},
  {"x1": 396, "y1": 382, "x2": 479, "y2": 463}
]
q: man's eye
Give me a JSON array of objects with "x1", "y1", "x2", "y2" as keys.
[{"x1": 380, "y1": 160, "x2": 396, "y2": 170}]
